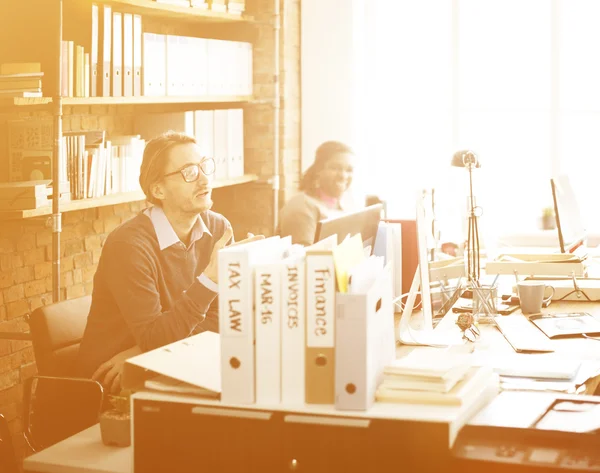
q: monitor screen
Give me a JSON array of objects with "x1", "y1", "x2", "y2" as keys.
[
  {"x1": 314, "y1": 204, "x2": 383, "y2": 254},
  {"x1": 416, "y1": 189, "x2": 465, "y2": 328},
  {"x1": 550, "y1": 175, "x2": 586, "y2": 253}
]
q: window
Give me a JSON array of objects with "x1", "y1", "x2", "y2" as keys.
[{"x1": 364, "y1": 0, "x2": 600, "y2": 243}]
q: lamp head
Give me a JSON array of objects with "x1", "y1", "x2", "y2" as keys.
[{"x1": 451, "y1": 150, "x2": 480, "y2": 169}]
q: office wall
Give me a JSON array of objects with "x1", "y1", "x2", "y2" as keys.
[
  {"x1": 300, "y1": 0, "x2": 367, "y2": 173},
  {"x1": 0, "y1": 0, "x2": 301, "y2": 461}
]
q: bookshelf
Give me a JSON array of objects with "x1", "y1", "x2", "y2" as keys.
[
  {"x1": 0, "y1": 0, "x2": 269, "y2": 301},
  {"x1": 0, "y1": 174, "x2": 259, "y2": 220}
]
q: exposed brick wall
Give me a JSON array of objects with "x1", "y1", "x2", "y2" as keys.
[{"x1": 0, "y1": 0, "x2": 301, "y2": 465}]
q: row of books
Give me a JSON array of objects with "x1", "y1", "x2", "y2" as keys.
[
  {"x1": 0, "y1": 62, "x2": 44, "y2": 98},
  {"x1": 155, "y1": 0, "x2": 245, "y2": 15},
  {"x1": 134, "y1": 109, "x2": 244, "y2": 181},
  {"x1": 62, "y1": 4, "x2": 252, "y2": 98},
  {"x1": 376, "y1": 351, "x2": 499, "y2": 407},
  {"x1": 217, "y1": 233, "x2": 397, "y2": 410},
  {"x1": 61, "y1": 131, "x2": 144, "y2": 200}
]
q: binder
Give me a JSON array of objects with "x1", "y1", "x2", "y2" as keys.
[
  {"x1": 99, "y1": 4, "x2": 112, "y2": 97},
  {"x1": 218, "y1": 237, "x2": 282, "y2": 404},
  {"x1": 281, "y1": 249, "x2": 306, "y2": 404},
  {"x1": 195, "y1": 37, "x2": 208, "y2": 95},
  {"x1": 305, "y1": 234, "x2": 338, "y2": 404},
  {"x1": 122, "y1": 12, "x2": 133, "y2": 97},
  {"x1": 91, "y1": 3, "x2": 99, "y2": 96},
  {"x1": 165, "y1": 35, "x2": 178, "y2": 96},
  {"x1": 133, "y1": 14, "x2": 142, "y2": 96},
  {"x1": 335, "y1": 263, "x2": 396, "y2": 411},
  {"x1": 227, "y1": 109, "x2": 244, "y2": 178},
  {"x1": 145, "y1": 34, "x2": 166, "y2": 96},
  {"x1": 84, "y1": 53, "x2": 90, "y2": 97},
  {"x1": 194, "y1": 110, "x2": 214, "y2": 162},
  {"x1": 213, "y1": 109, "x2": 229, "y2": 180},
  {"x1": 255, "y1": 237, "x2": 291, "y2": 404},
  {"x1": 67, "y1": 41, "x2": 74, "y2": 97},
  {"x1": 112, "y1": 11, "x2": 123, "y2": 97}
]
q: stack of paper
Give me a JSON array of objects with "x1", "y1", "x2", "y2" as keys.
[{"x1": 376, "y1": 350, "x2": 498, "y2": 406}]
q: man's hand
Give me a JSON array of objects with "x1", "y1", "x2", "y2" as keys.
[
  {"x1": 203, "y1": 226, "x2": 264, "y2": 283},
  {"x1": 92, "y1": 345, "x2": 142, "y2": 394}
]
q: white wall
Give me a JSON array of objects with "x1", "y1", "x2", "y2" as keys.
[{"x1": 301, "y1": 0, "x2": 366, "y2": 173}]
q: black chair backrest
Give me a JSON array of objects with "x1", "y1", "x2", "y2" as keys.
[
  {"x1": 29, "y1": 295, "x2": 92, "y2": 377},
  {"x1": 23, "y1": 376, "x2": 104, "y2": 452},
  {"x1": 0, "y1": 413, "x2": 18, "y2": 473}
]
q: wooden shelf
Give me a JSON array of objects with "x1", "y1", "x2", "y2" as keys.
[
  {"x1": 104, "y1": 0, "x2": 251, "y2": 23},
  {"x1": 63, "y1": 95, "x2": 253, "y2": 106},
  {"x1": 0, "y1": 95, "x2": 253, "y2": 108},
  {"x1": 0, "y1": 174, "x2": 259, "y2": 220}
]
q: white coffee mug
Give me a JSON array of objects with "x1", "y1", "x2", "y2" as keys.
[{"x1": 517, "y1": 280, "x2": 555, "y2": 315}]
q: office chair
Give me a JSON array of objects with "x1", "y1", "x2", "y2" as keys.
[
  {"x1": 0, "y1": 413, "x2": 19, "y2": 473},
  {"x1": 28, "y1": 295, "x2": 92, "y2": 377},
  {"x1": 23, "y1": 375, "x2": 104, "y2": 452},
  {"x1": 25, "y1": 296, "x2": 103, "y2": 452}
]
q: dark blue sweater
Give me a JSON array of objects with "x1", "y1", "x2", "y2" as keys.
[{"x1": 76, "y1": 209, "x2": 229, "y2": 378}]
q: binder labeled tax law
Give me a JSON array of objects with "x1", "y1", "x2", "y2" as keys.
[{"x1": 335, "y1": 261, "x2": 396, "y2": 411}]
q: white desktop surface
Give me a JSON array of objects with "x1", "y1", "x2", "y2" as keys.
[{"x1": 23, "y1": 424, "x2": 132, "y2": 473}]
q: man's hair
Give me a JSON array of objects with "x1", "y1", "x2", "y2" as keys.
[
  {"x1": 138, "y1": 131, "x2": 197, "y2": 206},
  {"x1": 299, "y1": 141, "x2": 354, "y2": 194}
]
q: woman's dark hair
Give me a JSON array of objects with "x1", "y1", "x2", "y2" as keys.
[
  {"x1": 299, "y1": 141, "x2": 354, "y2": 194},
  {"x1": 139, "y1": 131, "x2": 197, "y2": 205}
]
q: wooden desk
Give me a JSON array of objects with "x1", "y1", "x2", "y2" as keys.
[
  {"x1": 24, "y1": 301, "x2": 600, "y2": 473},
  {"x1": 398, "y1": 301, "x2": 600, "y2": 394},
  {"x1": 23, "y1": 425, "x2": 131, "y2": 473}
]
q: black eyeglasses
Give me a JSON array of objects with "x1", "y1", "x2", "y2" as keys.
[{"x1": 163, "y1": 158, "x2": 216, "y2": 183}]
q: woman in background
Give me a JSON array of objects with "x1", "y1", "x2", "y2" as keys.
[{"x1": 279, "y1": 140, "x2": 357, "y2": 245}]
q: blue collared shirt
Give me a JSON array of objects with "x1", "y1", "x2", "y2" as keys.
[{"x1": 143, "y1": 206, "x2": 218, "y2": 293}]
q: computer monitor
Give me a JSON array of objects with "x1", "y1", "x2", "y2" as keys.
[
  {"x1": 314, "y1": 204, "x2": 383, "y2": 254},
  {"x1": 416, "y1": 189, "x2": 465, "y2": 327},
  {"x1": 550, "y1": 175, "x2": 586, "y2": 254}
]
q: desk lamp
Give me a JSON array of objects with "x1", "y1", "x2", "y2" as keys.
[{"x1": 451, "y1": 150, "x2": 481, "y2": 284}]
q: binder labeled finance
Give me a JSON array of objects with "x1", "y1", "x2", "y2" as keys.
[{"x1": 305, "y1": 235, "x2": 338, "y2": 404}]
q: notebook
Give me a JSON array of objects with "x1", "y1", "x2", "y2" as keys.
[
  {"x1": 529, "y1": 312, "x2": 600, "y2": 339},
  {"x1": 493, "y1": 315, "x2": 554, "y2": 353}
]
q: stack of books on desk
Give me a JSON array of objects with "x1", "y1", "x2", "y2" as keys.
[{"x1": 375, "y1": 350, "x2": 498, "y2": 406}]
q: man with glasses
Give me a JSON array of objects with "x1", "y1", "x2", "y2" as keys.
[{"x1": 76, "y1": 131, "x2": 261, "y2": 392}]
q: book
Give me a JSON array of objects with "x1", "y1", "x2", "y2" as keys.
[
  {"x1": 529, "y1": 312, "x2": 600, "y2": 339},
  {"x1": 383, "y1": 350, "x2": 471, "y2": 382},
  {"x1": 375, "y1": 366, "x2": 498, "y2": 406},
  {"x1": 144, "y1": 375, "x2": 219, "y2": 399},
  {"x1": 380, "y1": 373, "x2": 464, "y2": 394}
]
